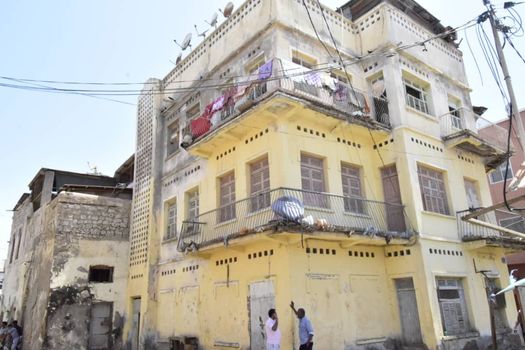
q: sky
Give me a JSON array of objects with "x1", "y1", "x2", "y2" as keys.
[{"x1": 0, "y1": 0, "x2": 524, "y2": 263}]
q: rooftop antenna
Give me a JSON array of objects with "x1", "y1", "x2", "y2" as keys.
[
  {"x1": 219, "y1": 2, "x2": 235, "y2": 18},
  {"x1": 194, "y1": 24, "x2": 208, "y2": 39},
  {"x1": 174, "y1": 33, "x2": 192, "y2": 51},
  {"x1": 87, "y1": 162, "x2": 101, "y2": 175},
  {"x1": 206, "y1": 12, "x2": 219, "y2": 29}
]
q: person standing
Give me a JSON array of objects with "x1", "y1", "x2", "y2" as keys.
[
  {"x1": 0, "y1": 322, "x2": 8, "y2": 350},
  {"x1": 265, "y1": 308, "x2": 281, "y2": 350},
  {"x1": 290, "y1": 301, "x2": 314, "y2": 350},
  {"x1": 7, "y1": 324, "x2": 19, "y2": 350}
]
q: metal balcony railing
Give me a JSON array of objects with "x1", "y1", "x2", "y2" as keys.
[
  {"x1": 184, "y1": 59, "x2": 392, "y2": 144},
  {"x1": 457, "y1": 209, "x2": 502, "y2": 240},
  {"x1": 440, "y1": 109, "x2": 510, "y2": 152},
  {"x1": 405, "y1": 94, "x2": 429, "y2": 114},
  {"x1": 178, "y1": 187, "x2": 410, "y2": 250}
]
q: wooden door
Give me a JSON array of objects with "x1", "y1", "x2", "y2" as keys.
[
  {"x1": 381, "y1": 165, "x2": 406, "y2": 232},
  {"x1": 249, "y1": 280, "x2": 275, "y2": 350},
  {"x1": 395, "y1": 278, "x2": 423, "y2": 345},
  {"x1": 89, "y1": 302, "x2": 112, "y2": 350}
]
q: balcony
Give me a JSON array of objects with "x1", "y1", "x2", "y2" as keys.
[
  {"x1": 457, "y1": 209, "x2": 502, "y2": 240},
  {"x1": 182, "y1": 59, "x2": 391, "y2": 152},
  {"x1": 457, "y1": 209, "x2": 525, "y2": 249},
  {"x1": 440, "y1": 109, "x2": 509, "y2": 168},
  {"x1": 178, "y1": 188, "x2": 413, "y2": 251}
]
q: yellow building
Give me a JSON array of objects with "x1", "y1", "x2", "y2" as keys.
[{"x1": 125, "y1": 0, "x2": 525, "y2": 349}]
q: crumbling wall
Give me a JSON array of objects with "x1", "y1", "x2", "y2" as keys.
[
  {"x1": 43, "y1": 192, "x2": 130, "y2": 350},
  {"x1": 21, "y1": 203, "x2": 56, "y2": 350},
  {"x1": 45, "y1": 286, "x2": 92, "y2": 350}
]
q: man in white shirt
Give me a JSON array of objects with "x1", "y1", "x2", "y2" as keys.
[{"x1": 265, "y1": 308, "x2": 281, "y2": 350}]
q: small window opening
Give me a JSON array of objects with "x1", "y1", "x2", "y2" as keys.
[{"x1": 89, "y1": 266, "x2": 114, "y2": 283}]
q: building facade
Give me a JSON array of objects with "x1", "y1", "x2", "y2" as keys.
[
  {"x1": 125, "y1": 0, "x2": 525, "y2": 349},
  {"x1": 2, "y1": 163, "x2": 133, "y2": 350}
]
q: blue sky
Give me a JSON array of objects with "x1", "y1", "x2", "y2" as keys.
[{"x1": 0, "y1": 0, "x2": 524, "y2": 263}]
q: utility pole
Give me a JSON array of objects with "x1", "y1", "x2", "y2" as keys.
[{"x1": 484, "y1": 0, "x2": 525, "y2": 152}]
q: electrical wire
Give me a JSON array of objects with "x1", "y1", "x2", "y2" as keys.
[
  {"x1": 0, "y1": 16, "x2": 480, "y2": 97},
  {"x1": 315, "y1": 0, "x2": 361, "y2": 107},
  {"x1": 301, "y1": 0, "x2": 335, "y2": 59}
]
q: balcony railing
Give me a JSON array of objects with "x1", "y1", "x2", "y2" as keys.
[
  {"x1": 440, "y1": 109, "x2": 509, "y2": 153},
  {"x1": 183, "y1": 59, "x2": 391, "y2": 145},
  {"x1": 178, "y1": 187, "x2": 411, "y2": 250},
  {"x1": 405, "y1": 94, "x2": 429, "y2": 114},
  {"x1": 457, "y1": 209, "x2": 502, "y2": 240}
]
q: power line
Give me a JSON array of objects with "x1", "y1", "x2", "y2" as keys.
[
  {"x1": 0, "y1": 16, "x2": 479, "y2": 97},
  {"x1": 301, "y1": 0, "x2": 336, "y2": 59}
]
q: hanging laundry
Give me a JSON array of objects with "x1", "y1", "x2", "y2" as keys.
[
  {"x1": 304, "y1": 71, "x2": 322, "y2": 87},
  {"x1": 281, "y1": 59, "x2": 308, "y2": 83},
  {"x1": 223, "y1": 86, "x2": 238, "y2": 107},
  {"x1": 190, "y1": 117, "x2": 211, "y2": 138},
  {"x1": 335, "y1": 82, "x2": 348, "y2": 101},
  {"x1": 211, "y1": 95, "x2": 226, "y2": 112},
  {"x1": 321, "y1": 74, "x2": 336, "y2": 91},
  {"x1": 258, "y1": 60, "x2": 273, "y2": 80}
]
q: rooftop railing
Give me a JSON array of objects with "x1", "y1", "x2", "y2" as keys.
[{"x1": 178, "y1": 187, "x2": 411, "y2": 250}]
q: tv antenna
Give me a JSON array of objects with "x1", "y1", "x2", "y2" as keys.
[
  {"x1": 194, "y1": 24, "x2": 208, "y2": 39},
  {"x1": 174, "y1": 33, "x2": 192, "y2": 51},
  {"x1": 219, "y1": 2, "x2": 235, "y2": 18},
  {"x1": 206, "y1": 12, "x2": 219, "y2": 28},
  {"x1": 87, "y1": 162, "x2": 101, "y2": 175}
]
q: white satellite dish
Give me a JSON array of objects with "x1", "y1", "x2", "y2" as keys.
[
  {"x1": 194, "y1": 24, "x2": 208, "y2": 39},
  {"x1": 220, "y1": 2, "x2": 234, "y2": 18},
  {"x1": 206, "y1": 12, "x2": 218, "y2": 28},
  {"x1": 174, "y1": 33, "x2": 192, "y2": 51},
  {"x1": 181, "y1": 33, "x2": 192, "y2": 50}
]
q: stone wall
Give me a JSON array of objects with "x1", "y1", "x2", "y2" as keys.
[{"x1": 43, "y1": 192, "x2": 130, "y2": 350}]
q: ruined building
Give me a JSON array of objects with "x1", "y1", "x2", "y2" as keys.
[
  {"x1": 2, "y1": 157, "x2": 134, "y2": 350},
  {"x1": 118, "y1": 0, "x2": 525, "y2": 349}
]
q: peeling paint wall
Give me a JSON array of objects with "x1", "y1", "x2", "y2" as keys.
[
  {"x1": 3, "y1": 184, "x2": 131, "y2": 350},
  {"x1": 44, "y1": 192, "x2": 130, "y2": 350}
]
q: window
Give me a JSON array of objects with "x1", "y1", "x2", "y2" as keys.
[
  {"x1": 249, "y1": 157, "x2": 270, "y2": 212},
  {"x1": 330, "y1": 70, "x2": 349, "y2": 84},
  {"x1": 89, "y1": 266, "x2": 114, "y2": 283},
  {"x1": 14, "y1": 229, "x2": 22, "y2": 260},
  {"x1": 403, "y1": 76, "x2": 430, "y2": 114},
  {"x1": 437, "y1": 278, "x2": 470, "y2": 335},
  {"x1": 500, "y1": 216, "x2": 525, "y2": 233},
  {"x1": 219, "y1": 172, "x2": 236, "y2": 222},
  {"x1": 341, "y1": 164, "x2": 364, "y2": 214},
  {"x1": 166, "y1": 202, "x2": 177, "y2": 239},
  {"x1": 183, "y1": 103, "x2": 201, "y2": 136},
  {"x1": 489, "y1": 162, "x2": 513, "y2": 183},
  {"x1": 418, "y1": 165, "x2": 449, "y2": 215},
  {"x1": 167, "y1": 121, "x2": 180, "y2": 156},
  {"x1": 292, "y1": 50, "x2": 316, "y2": 69},
  {"x1": 301, "y1": 154, "x2": 328, "y2": 208},
  {"x1": 8, "y1": 235, "x2": 15, "y2": 264},
  {"x1": 448, "y1": 96, "x2": 462, "y2": 129},
  {"x1": 464, "y1": 179, "x2": 480, "y2": 209},
  {"x1": 187, "y1": 189, "x2": 199, "y2": 220},
  {"x1": 245, "y1": 55, "x2": 266, "y2": 75}
]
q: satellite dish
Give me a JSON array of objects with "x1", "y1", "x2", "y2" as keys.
[
  {"x1": 176, "y1": 53, "x2": 182, "y2": 64},
  {"x1": 220, "y1": 2, "x2": 234, "y2": 18},
  {"x1": 174, "y1": 33, "x2": 192, "y2": 51},
  {"x1": 194, "y1": 24, "x2": 208, "y2": 39},
  {"x1": 181, "y1": 33, "x2": 192, "y2": 50},
  {"x1": 206, "y1": 12, "x2": 218, "y2": 28}
]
